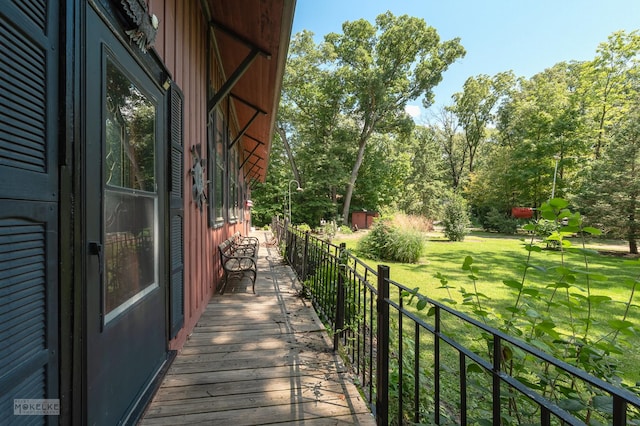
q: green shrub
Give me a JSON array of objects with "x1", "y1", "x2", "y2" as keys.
[
  {"x1": 357, "y1": 220, "x2": 392, "y2": 260},
  {"x1": 357, "y1": 219, "x2": 425, "y2": 263},
  {"x1": 442, "y1": 194, "x2": 471, "y2": 241},
  {"x1": 387, "y1": 228, "x2": 425, "y2": 263},
  {"x1": 320, "y1": 221, "x2": 338, "y2": 242},
  {"x1": 297, "y1": 223, "x2": 312, "y2": 233},
  {"x1": 339, "y1": 225, "x2": 353, "y2": 234},
  {"x1": 482, "y1": 207, "x2": 519, "y2": 234}
]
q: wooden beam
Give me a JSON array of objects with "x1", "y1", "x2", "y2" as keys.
[
  {"x1": 229, "y1": 109, "x2": 260, "y2": 149},
  {"x1": 208, "y1": 48, "x2": 260, "y2": 112},
  {"x1": 209, "y1": 18, "x2": 272, "y2": 59}
]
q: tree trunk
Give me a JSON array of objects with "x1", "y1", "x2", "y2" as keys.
[
  {"x1": 594, "y1": 75, "x2": 611, "y2": 160},
  {"x1": 341, "y1": 139, "x2": 368, "y2": 224},
  {"x1": 628, "y1": 193, "x2": 638, "y2": 254},
  {"x1": 276, "y1": 125, "x2": 301, "y2": 184}
]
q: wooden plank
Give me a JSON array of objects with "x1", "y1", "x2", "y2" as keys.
[
  {"x1": 257, "y1": 415, "x2": 375, "y2": 425},
  {"x1": 180, "y1": 325, "x2": 324, "y2": 342},
  {"x1": 167, "y1": 351, "x2": 343, "y2": 374},
  {"x1": 151, "y1": 375, "x2": 350, "y2": 402},
  {"x1": 171, "y1": 347, "x2": 334, "y2": 365},
  {"x1": 183, "y1": 332, "x2": 329, "y2": 352},
  {"x1": 161, "y1": 364, "x2": 345, "y2": 387},
  {"x1": 143, "y1": 387, "x2": 351, "y2": 418},
  {"x1": 177, "y1": 338, "x2": 294, "y2": 353}
]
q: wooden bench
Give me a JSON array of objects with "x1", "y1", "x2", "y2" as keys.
[
  {"x1": 231, "y1": 231, "x2": 259, "y2": 253},
  {"x1": 218, "y1": 235, "x2": 258, "y2": 294}
]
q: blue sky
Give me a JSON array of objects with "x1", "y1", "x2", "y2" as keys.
[{"x1": 291, "y1": 0, "x2": 640, "y2": 120}]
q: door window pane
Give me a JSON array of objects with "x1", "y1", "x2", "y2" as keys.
[
  {"x1": 105, "y1": 60, "x2": 156, "y2": 191},
  {"x1": 104, "y1": 57, "x2": 158, "y2": 322},
  {"x1": 104, "y1": 191, "x2": 157, "y2": 319}
]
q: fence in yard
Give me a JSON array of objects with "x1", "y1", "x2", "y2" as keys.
[{"x1": 272, "y1": 218, "x2": 640, "y2": 425}]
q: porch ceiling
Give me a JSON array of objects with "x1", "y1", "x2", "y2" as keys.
[{"x1": 207, "y1": 0, "x2": 296, "y2": 183}]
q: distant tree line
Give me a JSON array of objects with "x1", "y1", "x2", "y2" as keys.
[{"x1": 251, "y1": 12, "x2": 640, "y2": 253}]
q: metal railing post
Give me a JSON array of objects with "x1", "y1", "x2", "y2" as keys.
[
  {"x1": 493, "y1": 335, "x2": 501, "y2": 425},
  {"x1": 376, "y1": 264, "x2": 390, "y2": 426},
  {"x1": 302, "y1": 230, "x2": 310, "y2": 281},
  {"x1": 334, "y1": 263, "x2": 345, "y2": 351}
]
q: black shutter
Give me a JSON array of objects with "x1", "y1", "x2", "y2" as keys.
[
  {"x1": 168, "y1": 82, "x2": 184, "y2": 338},
  {"x1": 0, "y1": 0, "x2": 60, "y2": 421}
]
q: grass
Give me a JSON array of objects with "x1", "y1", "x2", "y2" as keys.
[{"x1": 333, "y1": 229, "x2": 640, "y2": 387}]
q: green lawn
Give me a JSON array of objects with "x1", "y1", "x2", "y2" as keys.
[{"x1": 333, "y1": 230, "x2": 640, "y2": 387}]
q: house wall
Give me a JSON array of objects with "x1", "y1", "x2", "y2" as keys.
[{"x1": 150, "y1": 0, "x2": 250, "y2": 350}]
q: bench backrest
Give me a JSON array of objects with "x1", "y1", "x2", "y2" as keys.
[{"x1": 218, "y1": 239, "x2": 234, "y2": 257}]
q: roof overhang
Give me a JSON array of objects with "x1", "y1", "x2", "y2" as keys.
[{"x1": 204, "y1": 0, "x2": 296, "y2": 183}]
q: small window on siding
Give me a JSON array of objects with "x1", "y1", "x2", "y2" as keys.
[
  {"x1": 229, "y1": 146, "x2": 238, "y2": 222},
  {"x1": 207, "y1": 108, "x2": 225, "y2": 227}
]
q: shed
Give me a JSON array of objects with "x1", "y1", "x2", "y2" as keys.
[{"x1": 351, "y1": 211, "x2": 379, "y2": 229}]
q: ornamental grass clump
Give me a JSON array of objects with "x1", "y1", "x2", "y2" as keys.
[{"x1": 357, "y1": 217, "x2": 426, "y2": 263}]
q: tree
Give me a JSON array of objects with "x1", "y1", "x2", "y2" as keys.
[
  {"x1": 429, "y1": 106, "x2": 468, "y2": 190},
  {"x1": 326, "y1": 12, "x2": 465, "y2": 223},
  {"x1": 494, "y1": 63, "x2": 585, "y2": 208},
  {"x1": 581, "y1": 30, "x2": 640, "y2": 159},
  {"x1": 273, "y1": 30, "x2": 353, "y2": 224},
  {"x1": 398, "y1": 126, "x2": 448, "y2": 218},
  {"x1": 351, "y1": 132, "x2": 413, "y2": 213},
  {"x1": 442, "y1": 192, "x2": 470, "y2": 241},
  {"x1": 450, "y1": 72, "x2": 514, "y2": 173},
  {"x1": 464, "y1": 131, "x2": 518, "y2": 217},
  {"x1": 250, "y1": 130, "x2": 290, "y2": 227},
  {"x1": 579, "y1": 103, "x2": 640, "y2": 253}
]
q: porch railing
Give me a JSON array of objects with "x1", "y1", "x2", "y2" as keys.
[{"x1": 272, "y1": 219, "x2": 640, "y2": 425}]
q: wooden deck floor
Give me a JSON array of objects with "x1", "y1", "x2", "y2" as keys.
[{"x1": 139, "y1": 231, "x2": 375, "y2": 425}]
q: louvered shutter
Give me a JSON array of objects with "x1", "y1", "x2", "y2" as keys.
[
  {"x1": 169, "y1": 82, "x2": 184, "y2": 338},
  {"x1": 0, "y1": 0, "x2": 60, "y2": 419}
]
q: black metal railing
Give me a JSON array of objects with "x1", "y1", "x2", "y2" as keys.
[{"x1": 272, "y1": 219, "x2": 640, "y2": 425}]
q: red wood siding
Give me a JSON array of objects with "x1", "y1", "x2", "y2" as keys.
[{"x1": 151, "y1": 0, "x2": 216, "y2": 350}]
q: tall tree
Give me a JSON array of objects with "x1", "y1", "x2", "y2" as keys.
[
  {"x1": 250, "y1": 129, "x2": 291, "y2": 226},
  {"x1": 399, "y1": 126, "x2": 448, "y2": 218},
  {"x1": 276, "y1": 30, "x2": 352, "y2": 222},
  {"x1": 579, "y1": 106, "x2": 640, "y2": 253},
  {"x1": 450, "y1": 72, "x2": 514, "y2": 173},
  {"x1": 278, "y1": 31, "x2": 349, "y2": 180},
  {"x1": 352, "y1": 132, "x2": 413, "y2": 212},
  {"x1": 581, "y1": 30, "x2": 640, "y2": 159},
  {"x1": 494, "y1": 63, "x2": 584, "y2": 207},
  {"x1": 326, "y1": 12, "x2": 465, "y2": 223},
  {"x1": 430, "y1": 107, "x2": 467, "y2": 190}
]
